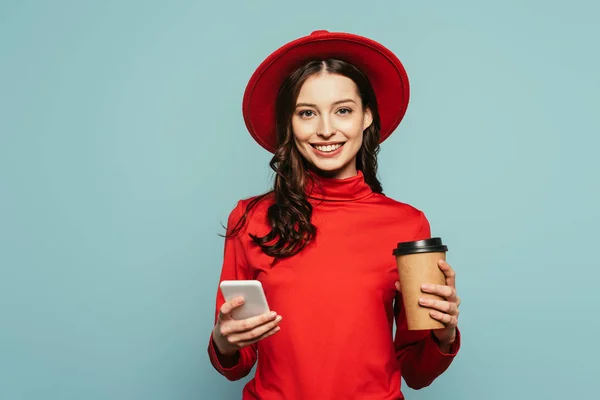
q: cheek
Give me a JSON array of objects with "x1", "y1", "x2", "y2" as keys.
[
  {"x1": 349, "y1": 132, "x2": 363, "y2": 154},
  {"x1": 291, "y1": 119, "x2": 313, "y2": 142},
  {"x1": 338, "y1": 117, "x2": 365, "y2": 139},
  {"x1": 344, "y1": 120, "x2": 364, "y2": 155}
]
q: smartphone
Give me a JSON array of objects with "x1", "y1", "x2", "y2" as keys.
[{"x1": 219, "y1": 280, "x2": 270, "y2": 320}]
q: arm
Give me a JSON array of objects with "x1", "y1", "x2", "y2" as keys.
[
  {"x1": 394, "y1": 295, "x2": 461, "y2": 389},
  {"x1": 207, "y1": 200, "x2": 258, "y2": 381},
  {"x1": 394, "y1": 211, "x2": 461, "y2": 389}
]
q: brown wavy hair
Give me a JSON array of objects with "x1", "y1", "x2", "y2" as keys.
[{"x1": 227, "y1": 59, "x2": 383, "y2": 263}]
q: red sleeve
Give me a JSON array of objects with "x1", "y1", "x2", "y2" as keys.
[
  {"x1": 207, "y1": 200, "x2": 258, "y2": 381},
  {"x1": 394, "y1": 211, "x2": 461, "y2": 389}
]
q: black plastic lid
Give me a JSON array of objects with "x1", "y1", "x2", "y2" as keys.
[{"x1": 393, "y1": 237, "x2": 448, "y2": 256}]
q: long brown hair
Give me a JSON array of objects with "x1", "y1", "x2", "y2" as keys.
[{"x1": 227, "y1": 59, "x2": 383, "y2": 262}]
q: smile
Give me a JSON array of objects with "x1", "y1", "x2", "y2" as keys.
[{"x1": 310, "y1": 143, "x2": 344, "y2": 153}]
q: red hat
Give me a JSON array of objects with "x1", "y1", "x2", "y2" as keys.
[{"x1": 242, "y1": 30, "x2": 410, "y2": 153}]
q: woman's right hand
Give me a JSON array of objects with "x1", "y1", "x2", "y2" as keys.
[{"x1": 212, "y1": 296, "x2": 283, "y2": 356}]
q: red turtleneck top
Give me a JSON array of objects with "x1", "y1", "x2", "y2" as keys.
[{"x1": 208, "y1": 171, "x2": 460, "y2": 399}]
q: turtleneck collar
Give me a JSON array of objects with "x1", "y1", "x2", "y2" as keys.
[{"x1": 305, "y1": 169, "x2": 373, "y2": 202}]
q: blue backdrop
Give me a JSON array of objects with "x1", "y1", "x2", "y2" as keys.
[{"x1": 1, "y1": 1, "x2": 599, "y2": 399}]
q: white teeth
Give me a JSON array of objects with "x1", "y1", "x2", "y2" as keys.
[{"x1": 315, "y1": 144, "x2": 342, "y2": 152}]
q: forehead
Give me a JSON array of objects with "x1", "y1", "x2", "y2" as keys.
[{"x1": 296, "y1": 73, "x2": 360, "y2": 104}]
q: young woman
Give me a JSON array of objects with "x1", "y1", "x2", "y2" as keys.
[{"x1": 208, "y1": 30, "x2": 461, "y2": 400}]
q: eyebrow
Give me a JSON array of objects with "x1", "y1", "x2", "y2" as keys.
[{"x1": 295, "y1": 99, "x2": 357, "y2": 108}]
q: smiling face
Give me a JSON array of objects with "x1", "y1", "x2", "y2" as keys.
[{"x1": 291, "y1": 72, "x2": 373, "y2": 179}]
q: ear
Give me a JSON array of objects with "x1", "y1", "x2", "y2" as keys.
[{"x1": 363, "y1": 107, "x2": 373, "y2": 130}]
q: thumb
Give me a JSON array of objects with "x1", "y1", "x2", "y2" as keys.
[
  {"x1": 395, "y1": 281, "x2": 401, "y2": 292},
  {"x1": 218, "y1": 296, "x2": 244, "y2": 321}
]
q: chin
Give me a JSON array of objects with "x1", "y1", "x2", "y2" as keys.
[
  {"x1": 308, "y1": 158, "x2": 357, "y2": 178},
  {"x1": 311, "y1": 160, "x2": 347, "y2": 172}
]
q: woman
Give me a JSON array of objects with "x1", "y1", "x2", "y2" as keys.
[{"x1": 208, "y1": 30, "x2": 461, "y2": 399}]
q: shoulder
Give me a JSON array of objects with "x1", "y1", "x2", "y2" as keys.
[
  {"x1": 370, "y1": 193, "x2": 431, "y2": 239},
  {"x1": 226, "y1": 192, "x2": 274, "y2": 230},
  {"x1": 370, "y1": 192, "x2": 427, "y2": 219},
  {"x1": 235, "y1": 192, "x2": 274, "y2": 215}
]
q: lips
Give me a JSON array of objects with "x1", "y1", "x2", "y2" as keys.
[
  {"x1": 309, "y1": 142, "x2": 346, "y2": 158},
  {"x1": 310, "y1": 143, "x2": 345, "y2": 153}
]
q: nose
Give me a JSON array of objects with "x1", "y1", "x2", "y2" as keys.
[{"x1": 317, "y1": 115, "x2": 335, "y2": 139}]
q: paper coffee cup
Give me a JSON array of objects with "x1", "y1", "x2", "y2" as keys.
[{"x1": 393, "y1": 238, "x2": 448, "y2": 330}]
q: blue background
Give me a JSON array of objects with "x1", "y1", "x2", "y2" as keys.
[{"x1": 1, "y1": 1, "x2": 599, "y2": 399}]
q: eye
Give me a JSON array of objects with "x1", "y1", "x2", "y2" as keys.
[
  {"x1": 337, "y1": 108, "x2": 352, "y2": 115},
  {"x1": 298, "y1": 110, "x2": 315, "y2": 118}
]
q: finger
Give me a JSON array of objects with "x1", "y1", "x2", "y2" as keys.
[
  {"x1": 223, "y1": 310, "x2": 279, "y2": 335},
  {"x1": 218, "y1": 297, "x2": 245, "y2": 321},
  {"x1": 229, "y1": 315, "x2": 283, "y2": 343},
  {"x1": 421, "y1": 283, "x2": 456, "y2": 300},
  {"x1": 437, "y1": 259, "x2": 456, "y2": 288},
  {"x1": 430, "y1": 310, "x2": 458, "y2": 326},
  {"x1": 395, "y1": 281, "x2": 401, "y2": 292},
  {"x1": 419, "y1": 297, "x2": 459, "y2": 315},
  {"x1": 238, "y1": 325, "x2": 281, "y2": 347}
]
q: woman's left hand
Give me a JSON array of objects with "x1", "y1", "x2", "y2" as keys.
[
  {"x1": 420, "y1": 259, "x2": 460, "y2": 345},
  {"x1": 396, "y1": 259, "x2": 460, "y2": 347}
]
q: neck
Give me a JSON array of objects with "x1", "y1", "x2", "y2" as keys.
[{"x1": 305, "y1": 168, "x2": 372, "y2": 202}]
